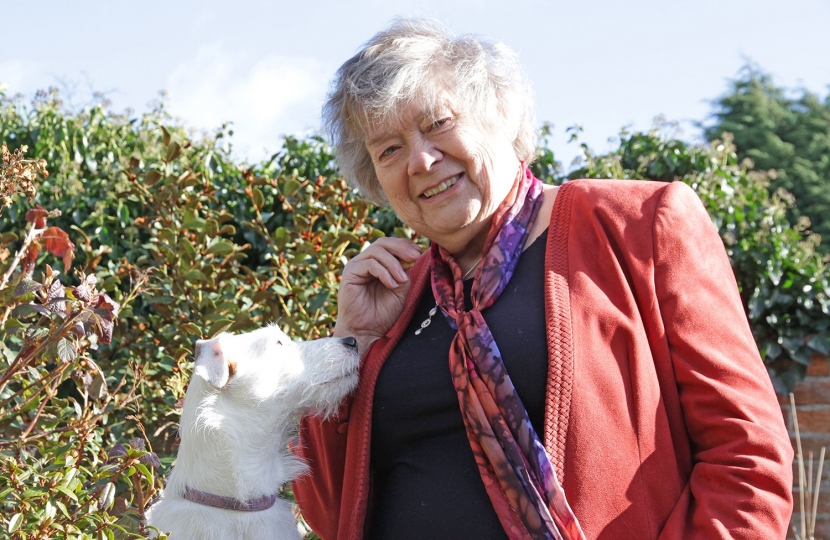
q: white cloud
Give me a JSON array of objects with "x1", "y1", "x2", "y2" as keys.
[
  {"x1": 0, "y1": 59, "x2": 40, "y2": 93},
  {"x1": 165, "y1": 45, "x2": 326, "y2": 161}
]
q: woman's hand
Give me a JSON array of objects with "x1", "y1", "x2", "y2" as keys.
[{"x1": 333, "y1": 237, "x2": 422, "y2": 356}]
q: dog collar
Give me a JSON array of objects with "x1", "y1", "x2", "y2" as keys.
[{"x1": 182, "y1": 487, "x2": 279, "y2": 512}]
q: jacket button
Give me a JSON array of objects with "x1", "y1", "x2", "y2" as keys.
[{"x1": 337, "y1": 422, "x2": 348, "y2": 435}]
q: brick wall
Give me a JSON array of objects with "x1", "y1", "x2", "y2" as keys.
[{"x1": 781, "y1": 353, "x2": 830, "y2": 539}]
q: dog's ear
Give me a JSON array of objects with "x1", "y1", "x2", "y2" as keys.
[{"x1": 193, "y1": 338, "x2": 230, "y2": 388}]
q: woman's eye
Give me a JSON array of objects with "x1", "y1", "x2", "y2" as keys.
[
  {"x1": 431, "y1": 118, "x2": 449, "y2": 129},
  {"x1": 380, "y1": 146, "x2": 398, "y2": 158}
]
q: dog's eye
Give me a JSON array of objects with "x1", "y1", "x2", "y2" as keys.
[{"x1": 276, "y1": 339, "x2": 283, "y2": 346}]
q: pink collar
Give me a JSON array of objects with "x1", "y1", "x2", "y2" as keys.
[{"x1": 182, "y1": 487, "x2": 278, "y2": 512}]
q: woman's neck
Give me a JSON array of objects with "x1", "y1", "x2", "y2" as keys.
[
  {"x1": 454, "y1": 235, "x2": 487, "y2": 276},
  {"x1": 450, "y1": 183, "x2": 558, "y2": 275}
]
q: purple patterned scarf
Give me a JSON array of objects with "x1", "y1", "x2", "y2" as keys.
[{"x1": 430, "y1": 168, "x2": 585, "y2": 540}]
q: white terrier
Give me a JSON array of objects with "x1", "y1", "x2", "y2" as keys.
[{"x1": 145, "y1": 324, "x2": 360, "y2": 540}]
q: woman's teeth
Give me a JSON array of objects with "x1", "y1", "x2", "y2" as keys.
[{"x1": 423, "y1": 174, "x2": 460, "y2": 198}]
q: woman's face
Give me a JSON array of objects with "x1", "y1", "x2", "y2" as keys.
[{"x1": 365, "y1": 96, "x2": 522, "y2": 258}]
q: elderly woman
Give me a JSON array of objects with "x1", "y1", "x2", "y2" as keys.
[{"x1": 291, "y1": 19, "x2": 793, "y2": 540}]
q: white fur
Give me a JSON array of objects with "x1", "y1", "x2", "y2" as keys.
[{"x1": 145, "y1": 324, "x2": 360, "y2": 540}]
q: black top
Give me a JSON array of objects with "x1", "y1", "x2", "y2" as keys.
[{"x1": 368, "y1": 231, "x2": 549, "y2": 540}]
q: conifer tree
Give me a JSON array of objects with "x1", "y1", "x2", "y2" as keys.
[{"x1": 705, "y1": 66, "x2": 830, "y2": 253}]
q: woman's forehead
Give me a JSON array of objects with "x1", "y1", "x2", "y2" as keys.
[{"x1": 364, "y1": 94, "x2": 456, "y2": 140}]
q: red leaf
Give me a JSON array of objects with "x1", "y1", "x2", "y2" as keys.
[
  {"x1": 73, "y1": 274, "x2": 97, "y2": 302},
  {"x1": 91, "y1": 293, "x2": 121, "y2": 344},
  {"x1": 45, "y1": 278, "x2": 67, "y2": 314},
  {"x1": 43, "y1": 226, "x2": 75, "y2": 271},
  {"x1": 25, "y1": 206, "x2": 49, "y2": 229},
  {"x1": 73, "y1": 283, "x2": 93, "y2": 302},
  {"x1": 92, "y1": 293, "x2": 121, "y2": 320},
  {"x1": 22, "y1": 240, "x2": 42, "y2": 273},
  {"x1": 95, "y1": 317, "x2": 114, "y2": 344}
]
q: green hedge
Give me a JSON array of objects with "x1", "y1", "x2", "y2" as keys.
[{"x1": 0, "y1": 90, "x2": 383, "y2": 538}]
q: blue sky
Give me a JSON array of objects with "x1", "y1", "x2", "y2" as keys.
[{"x1": 2, "y1": 0, "x2": 829, "y2": 168}]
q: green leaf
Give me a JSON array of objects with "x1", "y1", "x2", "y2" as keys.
[
  {"x1": 118, "y1": 203, "x2": 130, "y2": 226},
  {"x1": 158, "y1": 355, "x2": 176, "y2": 372},
  {"x1": 308, "y1": 290, "x2": 330, "y2": 312},
  {"x1": 182, "y1": 208, "x2": 205, "y2": 231},
  {"x1": 165, "y1": 141, "x2": 182, "y2": 162},
  {"x1": 54, "y1": 500, "x2": 71, "y2": 519},
  {"x1": 179, "y1": 237, "x2": 197, "y2": 262},
  {"x1": 0, "y1": 232, "x2": 19, "y2": 244},
  {"x1": 179, "y1": 322, "x2": 202, "y2": 336},
  {"x1": 207, "y1": 319, "x2": 233, "y2": 338},
  {"x1": 98, "y1": 482, "x2": 115, "y2": 510},
  {"x1": 146, "y1": 170, "x2": 162, "y2": 186},
  {"x1": 273, "y1": 227, "x2": 288, "y2": 249},
  {"x1": 57, "y1": 338, "x2": 77, "y2": 363},
  {"x1": 807, "y1": 334, "x2": 830, "y2": 355},
  {"x1": 791, "y1": 345, "x2": 814, "y2": 366},
  {"x1": 337, "y1": 231, "x2": 361, "y2": 245},
  {"x1": 145, "y1": 295, "x2": 175, "y2": 305},
  {"x1": 206, "y1": 219, "x2": 219, "y2": 237},
  {"x1": 293, "y1": 213, "x2": 310, "y2": 229},
  {"x1": 45, "y1": 500, "x2": 56, "y2": 519},
  {"x1": 8, "y1": 513, "x2": 22, "y2": 533},
  {"x1": 252, "y1": 187, "x2": 265, "y2": 210},
  {"x1": 60, "y1": 466, "x2": 77, "y2": 486},
  {"x1": 282, "y1": 178, "x2": 301, "y2": 197},
  {"x1": 14, "y1": 278, "x2": 43, "y2": 298},
  {"x1": 134, "y1": 462, "x2": 154, "y2": 485},
  {"x1": 207, "y1": 239, "x2": 234, "y2": 256},
  {"x1": 184, "y1": 269, "x2": 207, "y2": 283}
]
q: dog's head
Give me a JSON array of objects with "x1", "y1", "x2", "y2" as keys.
[{"x1": 191, "y1": 324, "x2": 360, "y2": 420}]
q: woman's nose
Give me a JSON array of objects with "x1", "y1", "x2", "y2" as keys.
[{"x1": 407, "y1": 139, "x2": 442, "y2": 175}]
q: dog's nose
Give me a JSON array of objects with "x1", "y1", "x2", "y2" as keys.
[{"x1": 341, "y1": 337, "x2": 358, "y2": 351}]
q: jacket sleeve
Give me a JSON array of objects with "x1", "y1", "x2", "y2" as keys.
[
  {"x1": 291, "y1": 403, "x2": 350, "y2": 540},
  {"x1": 652, "y1": 182, "x2": 794, "y2": 538}
]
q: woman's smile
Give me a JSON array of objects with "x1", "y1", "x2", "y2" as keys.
[{"x1": 420, "y1": 173, "x2": 462, "y2": 200}]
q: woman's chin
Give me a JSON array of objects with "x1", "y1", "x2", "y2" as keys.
[{"x1": 417, "y1": 214, "x2": 492, "y2": 254}]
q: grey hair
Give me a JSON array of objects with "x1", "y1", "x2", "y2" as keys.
[{"x1": 323, "y1": 18, "x2": 537, "y2": 204}]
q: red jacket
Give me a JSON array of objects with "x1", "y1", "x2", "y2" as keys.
[{"x1": 292, "y1": 179, "x2": 794, "y2": 539}]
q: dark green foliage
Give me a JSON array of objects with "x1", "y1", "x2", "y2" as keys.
[
  {"x1": 529, "y1": 122, "x2": 562, "y2": 186},
  {"x1": 0, "y1": 89, "x2": 382, "y2": 538},
  {"x1": 704, "y1": 66, "x2": 830, "y2": 253}
]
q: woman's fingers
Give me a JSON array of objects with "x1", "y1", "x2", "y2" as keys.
[
  {"x1": 346, "y1": 257, "x2": 403, "y2": 289},
  {"x1": 363, "y1": 237, "x2": 422, "y2": 264},
  {"x1": 346, "y1": 238, "x2": 421, "y2": 287},
  {"x1": 335, "y1": 238, "x2": 420, "y2": 352},
  {"x1": 361, "y1": 237, "x2": 421, "y2": 261}
]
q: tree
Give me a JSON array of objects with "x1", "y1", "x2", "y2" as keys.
[{"x1": 704, "y1": 66, "x2": 830, "y2": 253}]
